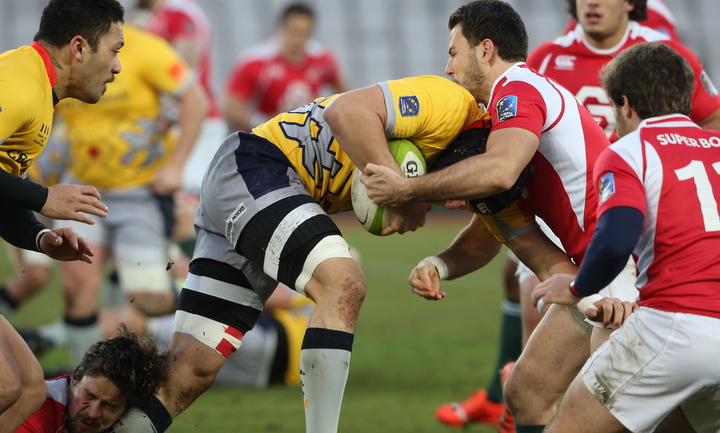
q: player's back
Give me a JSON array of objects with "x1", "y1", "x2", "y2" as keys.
[{"x1": 607, "y1": 115, "x2": 720, "y2": 317}]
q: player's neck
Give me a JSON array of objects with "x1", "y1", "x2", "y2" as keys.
[{"x1": 582, "y1": 20, "x2": 630, "y2": 50}]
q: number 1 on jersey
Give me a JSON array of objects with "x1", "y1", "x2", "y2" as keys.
[{"x1": 675, "y1": 160, "x2": 720, "y2": 232}]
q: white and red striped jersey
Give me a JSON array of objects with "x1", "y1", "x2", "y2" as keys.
[
  {"x1": 16, "y1": 375, "x2": 70, "y2": 433},
  {"x1": 528, "y1": 21, "x2": 720, "y2": 140},
  {"x1": 148, "y1": 0, "x2": 218, "y2": 117},
  {"x1": 488, "y1": 63, "x2": 610, "y2": 264},
  {"x1": 595, "y1": 115, "x2": 720, "y2": 318},
  {"x1": 226, "y1": 38, "x2": 344, "y2": 128}
]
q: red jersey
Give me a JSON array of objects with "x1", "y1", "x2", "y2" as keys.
[
  {"x1": 226, "y1": 38, "x2": 343, "y2": 124},
  {"x1": 488, "y1": 63, "x2": 610, "y2": 264},
  {"x1": 16, "y1": 375, "x2": 70, "y2": 433},
  {"x1": 563, "y1": 0, "x2": 680, "y2": 40},
  {"x1": 528, "y1": 22, "x2": 720, "y2": 140},
  {"x1": 594, "y1": 115, "x2": 720, "y2": 318},
  {"x1": 148, "y1": 0, "x2": 218, "y2": 117}
]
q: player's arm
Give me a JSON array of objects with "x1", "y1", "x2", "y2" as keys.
[
  {"x1": 362, "y1": 126, "x2": 539, "y2": 206},
  {"x1": 0, "y1": 169, "x2": 48, "y2": 211},
  {"x1": 223, "y1": 61, "x2": 263, "y2": 132},
  {"x1": 325, "y1": 84, "x2": 429, "y2": 234},
  {"x1": 152, "y1": 80, "x2": 208, "y2": 195},
  {"x1": 409, "y1": 214, "x2": 502, "y2": 300}
]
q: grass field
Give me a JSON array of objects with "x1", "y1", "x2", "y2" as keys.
[{"x1": 2, "y1": 211, "x2": 507, "y2": 433}]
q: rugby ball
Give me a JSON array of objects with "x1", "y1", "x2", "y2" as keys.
[{"x1": 351, "y1": 138, "x2": 427, "y2": 235}]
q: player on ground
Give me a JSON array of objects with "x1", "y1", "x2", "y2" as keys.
[
  {"x1": 360, "y1": 2, "x2": 637, "y2": 432},
  {"x1": 106, "y1": 75, "x2": 495, "y2": 433},
  {"x1": 10, "y1": 326, "x2": 167, "y2": 433},
  {"x1": 224, "y1": 2, "x2": 349, "y2": 133},
  {"x1": 535, "y1": 41, "x2": 720, "y2": 433},
  {"x1": 0, "y1": 0, "x2": 125, "y2": 424}
]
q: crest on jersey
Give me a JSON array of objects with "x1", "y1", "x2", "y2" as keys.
[
  {"x1": 496, "y1": 95, "x2": 518, "y2": 122},
  {"x1": 399, "y1": 96, "x2": 420, "y2": 117},
  {"x1": 599, "y1": 173, "x2": 615, "y2": 203},
  {"x1": 701, "y1": 71, "x2": 719, "y2": 97}
]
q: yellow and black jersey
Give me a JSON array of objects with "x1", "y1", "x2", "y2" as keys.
[
  {"x1": 253, "y1": 75, "x2": 484, "y2": 214},
  {"x1": 0, "y1": 42, "x2": 56, "y2": 176},
  {"x1": 56, "y1": 24, "x2": 193, "y2": 189}
]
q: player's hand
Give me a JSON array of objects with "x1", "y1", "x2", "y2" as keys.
[
  {"x1": 531, "y1": 273, "x2": 579, "y2": 313},
  {"x1": 152, "y1": 164, "x2": 184, "y2": 196},
  {"x1": 382, "y1": 202, "x2": 431, "y2": 235},
  {"x1": 408, "y1": 260, "x2": 446, "y2": 300},
  {"x1": 360, "y1": 163, "x2": 411, "y2": 207},
  {"x1": 42, "y1": 184, "x2": 108, "y2": 224},
  {"x1": 584, "y1": 297, "x2": 638, "y2": 330},
  {"x1": 38, "y1": 227, "x2": 94, "y2": 263}
]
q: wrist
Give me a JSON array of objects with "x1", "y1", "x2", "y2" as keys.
[
  {"x1": 421, "y1": 256, "x2": 449, "y2": 280},
  {"x1": 35, "y1": 228, "x2": 51, "y2": 253}
]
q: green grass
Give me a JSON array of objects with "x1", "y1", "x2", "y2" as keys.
[{"x1": 2, "y1": 212, "x2": 506, "y2": 433}]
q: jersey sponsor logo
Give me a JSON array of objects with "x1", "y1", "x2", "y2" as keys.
[
  {"x1": 225, "y1": 202, "x2": 247, "y2": 242},
  {"x1": 553, "y1": 55, "x2": 576, "y2": 71},
  {"x1": 701, "y1": 70, "x2": 719, "y2": 97},
  {"x1": 496, "y1": 95, "x2": 518, "y2": 122},
  {"x1": 656, "y1": 133, "x2": 720, "y2": 148},
  {"x1": 7, "y1": 149, "x2": 33, "y2": 168},
  {"x1": 599, "y1": 173, "x2": 615, "y2": 203},
  {"x1": 399, "y1": 95, "x2": 420, "y2": 117}
]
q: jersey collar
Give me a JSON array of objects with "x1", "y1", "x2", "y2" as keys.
[{"x1": 31, "y1": 41, "x2": 57, "y2": 88}]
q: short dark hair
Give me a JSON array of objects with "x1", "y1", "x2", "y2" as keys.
[
  {"x1": 565, "y1": 0, "x2": 647, "y2": 22},
  {"x1": 34, "y1": 0, "x2": 125, "y2": 51},
  {"x1": 72, "y1": 325, "x2": 167, "y2": 406},
  {"x1": 448, "y1": 0, "x2": 528, "y2": 63},
  {"x1": 278, "y1": 2, "x2": 315, "y2": 24},
  {"x1": 600, "y1": 42, "x2": 693, "y2": 119}
]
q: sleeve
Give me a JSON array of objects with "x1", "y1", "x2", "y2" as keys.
[
  {"x1": 141, "y1": 34, "x2": 194, "y2": 97},
  {"x1": 665, "y1": 40, "x2": 720, "y2": 123},
  {"x1": 0, "y1": 169, "x2": 48, "y2": 211},
  {"x1": 0, "y1": 205, "x2": 45, "y2": 252},
  {"x1": 226, "y1": 60, "x2": 260, "y2": 99},
  {"x1": 489, "y1": 80, "x2": 546, "y2": 139},
  {"x1": 594, "y1": 147, "x2": 646, "y2": 218},
  {"x1": 379, "y1": 76, "x2": 481, "y2": 158}
]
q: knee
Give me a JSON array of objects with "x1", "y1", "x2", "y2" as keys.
[{"x1": 503, "y1": 364, "x2": 526, "y2": 411}]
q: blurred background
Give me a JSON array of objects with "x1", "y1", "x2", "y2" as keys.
[{"x1": 2, "y1": 0, "x2": 719, "y2": 94}]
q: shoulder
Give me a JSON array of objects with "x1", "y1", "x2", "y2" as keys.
[{"x1": 629, "y1": 21, "x2": 670, "y2": 43}]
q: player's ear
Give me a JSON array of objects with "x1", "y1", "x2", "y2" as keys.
[
  {"x1": 479, "y1": 39, "x2": 494, "y2": 64},
  {"x1": 621, "y1": 95, "x2": 634, "y2": 119},
  {"x1": 69, "y1": 35, "x2": 86, "y2": 61}
]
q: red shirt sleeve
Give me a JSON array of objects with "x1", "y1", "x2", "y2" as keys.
[
  {"x1": 15, "y1": 397, "x2": 65, "y2": 433},
  {"x1": 594, "y1": 147, "x2": 646, "y2": 217},
  {"x1": 162, "y1": 11, "x2": 198, "y2": 41},
  {"x1": 489, "y1": 80, "x2": 546, "y2": 139}
]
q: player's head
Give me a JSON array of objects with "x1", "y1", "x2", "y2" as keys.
[
  {"x1": 35, "y1": 0, "x2": 125, "y2": 104},
  {"x1": 277, "y1": 2, "x2": 316, "y2": 60},
  {"x1": 430, "y1": 119, "x2": 532, "y2": 215},
  {"x1": 601, "y1": 42, "x2": 693, "y2": 137},
  {"x1": 66, "y1": 326, "x2": 167, "y2": 433},
  {"x1": 446, "y1": 1, "x2": 527, "y2": 104},
  {"x1": 568, "y1": 0, "x2": 647, "y2": 41}
]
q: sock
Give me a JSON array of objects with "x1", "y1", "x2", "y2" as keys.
[
  {"x1": 38, "y1": 320, "x2": 68, "y2": 346},
  {"x1": 65, "y1": 314, "x2": 102, "y2": 365},
  {"x1": 300, "y1": 328, "x2": 354, "y2": 433},
  {"x1": 486, "y1": 300, "x2": 522, "y2": 403},
  {"x1": 516, "y1": 425, "x2": 546, "y2": 433},
  {"x1": 0, "y1": 285, "x2": 19, "y2": 316}
]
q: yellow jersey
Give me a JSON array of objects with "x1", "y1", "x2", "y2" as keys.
[
  {"x1": 0, "y1": 42, "x2": 56, "y2": 176},
  {"x1": 56, "y1": 24, "x2": 193, "y2": 189},
  {"x1": 253, "y1": 75, "x2": 484, "y2": 214}
]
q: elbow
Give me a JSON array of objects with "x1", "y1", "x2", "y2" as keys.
[{"x1": 323, "y1": 96, "x2": 348, "y2": 132}]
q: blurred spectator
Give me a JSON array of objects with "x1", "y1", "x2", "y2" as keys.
[
  {"x1": 563, "y1": 0, "x2": 680, "y2": 40},
  {"x1": 223, "y1": 2, "x2": 349, "y2": 133}
]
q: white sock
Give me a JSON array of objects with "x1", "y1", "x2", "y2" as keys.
[
  {"x1": 38, "y1": 320, "x2": 68, "y2": 346},
  {"x1": 65, "y1": 317, "x2": 102, "y2": 365},
  {"x1": 300, "y1": 328, "x2": 354, "y2": 433}
]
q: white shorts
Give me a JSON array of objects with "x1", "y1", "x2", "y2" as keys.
[{"x1": 582, "y1": 307, "x2": 720, "y2": 433}]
